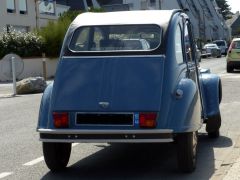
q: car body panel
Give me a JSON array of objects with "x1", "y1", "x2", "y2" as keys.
[
  {"x1": 200, "y1": 73, "x2": 221, "y2": 119},
  {"x1": 37, "y1": 10, "x2": 221, "y2": 143},
  {"x1": 51, "y1": 56, "x2": 164, "y2": 113}
]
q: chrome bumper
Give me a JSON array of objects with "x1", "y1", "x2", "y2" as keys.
[{"x1": 37, "y1": 129, "x2": 174, "y2": 143}]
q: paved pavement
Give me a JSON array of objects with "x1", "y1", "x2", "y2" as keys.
[
  {"x1": 0, "y1": 82, "x2": 14, "y2": 97},
  {"x1": 1, "y1": 83, "x2": 240, "y2": 180},
  {"x1": 0, "y1": 80, "x2": 52, "y2": 97}
]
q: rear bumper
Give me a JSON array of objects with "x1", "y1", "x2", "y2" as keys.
[
  {"x1": 38, "y1": 129, "x2": 174, "y2": 143},
  {"x1": 227, "y1": 60, "x2": 240, "y2": 68}
]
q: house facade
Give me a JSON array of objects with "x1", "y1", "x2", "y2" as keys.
[
  {"x1": 0, "y1": 0, "x2": 231, "y2": 43},
  {"x1": 226, "y1": 11, "x2": 240, "y2": 38},
  {"x1": 0, "y1": 0, "x2": 69, "y2": 32},
  {"x1": 95, "y1": 0, "x2": 231, "y2": 44}
]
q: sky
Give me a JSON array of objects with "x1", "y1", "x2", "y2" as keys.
[{"x1": 226, "y1": 0, "x2": 239, "y2": 13}]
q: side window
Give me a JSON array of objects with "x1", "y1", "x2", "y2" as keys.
[
  {"x1": 69, "y1": 27, "x2": 90, "y2": 51},
  {"x1": 175, "y1": 25, "x2": 184, "y2": 64},
  {"x1": 93, "y1": 27, "x2": 104, "y2": 51},
  {"x1": 184, "y1": 22, "x2": 193, "y2": 62}
]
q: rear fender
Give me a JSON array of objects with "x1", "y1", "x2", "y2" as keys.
[
  {"x1": 168, "y1": 78, "x2": 201, "y2": 132},
  {"x1": 37, "y1": 83, "x2": 53, "y2": 129},
  {"x1": 200, "y1": 73, "x2": 222, "y2": 120}
]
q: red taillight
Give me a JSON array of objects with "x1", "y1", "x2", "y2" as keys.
[
  {"x1": 53, "y1": 112, "x2": 69, "y2": 128},
  {"x1": 139, "y1": 112, "x2": 157, "y2": 128},
  {"x1": 228, "y1": 42, "x2": 236, "y2": 53}
]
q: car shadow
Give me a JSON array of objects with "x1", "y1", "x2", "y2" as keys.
[{"x1": 41, "y1": 133, "x2": 232, "y2": 180}]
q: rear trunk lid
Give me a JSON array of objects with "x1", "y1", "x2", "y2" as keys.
[
  {"x1": 229, "y1": 41, "x2": 240, "y2": 60},
  {"x1": 229, "y1": 49, "x2": 240, "y2": 59},
  {"x1": 51, "y1": 55, "x2": 165, "y2": 112}
]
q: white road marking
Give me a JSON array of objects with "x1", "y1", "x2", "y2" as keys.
[
  {"x1": 23, "y1": 156, "x2": 44, "y2": 166},
  {"x1": 72, "y1": 143, "x2": 79, "y2": 147},
  {"x1": 219, "y1": 73, "x2": 240, "y2": 78},
  {"x1": 0, "y1": 172, "x2": 13, "y2": 179},
  {"x1": 22, "y1": 143, "x2": 79, "y2": 166}
]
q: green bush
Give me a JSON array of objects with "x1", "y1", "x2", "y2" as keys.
[
  {"x1": 0, "y1": 27, "x2": 44, "y2": 59},
  {"x1": 38, "y1": 9, "x2": 104, "y2": 57},
  {"x1": 37, "y1": 18, "x2": 72, "y2": 57}
]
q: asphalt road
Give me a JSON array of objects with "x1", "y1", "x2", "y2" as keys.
[{"x1": 0, "y1": 56, "x2": 240, "y2": 179}]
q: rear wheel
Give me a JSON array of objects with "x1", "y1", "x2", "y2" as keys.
[
  {"x1": 206, "y1": 113, "x2": 221, "y2": 138},
  {"x1": 176, "y1": 131, "x2": 198, "y2": 173},
  {"x1": 43, "y1": 142, "x2": 72, "y2": 172},
  {"x1": 227, "y1": 65, "x2": 233, "y2": 73}
]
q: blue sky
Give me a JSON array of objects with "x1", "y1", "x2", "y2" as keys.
[{"x1": 227, "y1": 0, "x2": 239, "y2": 13}]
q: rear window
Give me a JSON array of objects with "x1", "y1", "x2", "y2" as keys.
[
  {"x1": 69, "y1": 25, "x2": 161, "y2": 52},
  {"x1": 214, "y1": 41, "x2": 226, "y2": 46},
  {"x1": 204, "y1": 44, "x2": 217, "y2": 48},
  {"x1": 233, "y1": 41, "x2": 240, "y2": 49}
]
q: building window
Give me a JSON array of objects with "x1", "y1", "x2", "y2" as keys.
[
  {"x1": 141, "y1": 1, "x2": 147, "y2": 10},
  {"x1": 39, "y1": 0, "x2": 55, "y2": 15},
  {"x1": 19, "y1": 0, "x2": 27, "y2": 14},
  {"x1": 7, "y1": 0, "x2": 16, "y2": 13},
  {"x1": 6, "y1": 24, "x2": 29, "y2": 32}
]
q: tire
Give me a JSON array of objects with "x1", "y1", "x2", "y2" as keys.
[
  {"x1": 227, "y1": 65, "x2": 233, "y2": 73},
  {"x1": 176, "y1": 131, "x2": 198, "y2": 173},
  {"x1": 43, "y1": 142, "x2": 72, "y2": 172},
  {"x1": 208, "y1": 130, "x2": 220, "y2": 138},
  {"x1": 206, "y1": 113, "x2": 221, "y2": 138},
  {"x1": 218, "y1": 80, "x2": 222, "y2": 104}
]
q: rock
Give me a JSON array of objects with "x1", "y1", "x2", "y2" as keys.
[{"x1": 16, "y1": 77, "x2": 47, "y2": 94}]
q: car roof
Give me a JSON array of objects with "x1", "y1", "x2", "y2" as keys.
[
  {"x1": 232, "y1": 38, "x2": 240, "y2": 42},
  {"x1": 205, "y1": 43, "x2": 217, "y2": 46},
  {"x1": 213, "y1": 40, "x2": 226, "y2": 42},
  {"x1": 71, "y1": 10, "x2": 177, "y2": 28}
]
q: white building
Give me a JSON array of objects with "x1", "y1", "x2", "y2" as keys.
[
  {"x1": 98, "y1": 0, "x2": 230, "y2": 44},
  {"x1": 0, "y1": 0, "x2": 69, "y2": 32}
]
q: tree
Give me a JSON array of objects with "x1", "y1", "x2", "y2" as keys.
[
  {"x1": 38, "y1": 8, "x2": 104, "y2": 57},
  {"x1": 215, "y1": 0, "x2": 233, "y2": 20}
]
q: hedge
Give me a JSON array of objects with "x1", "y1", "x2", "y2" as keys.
[{"x1": 0, "y1": 27, "x2": 44, "y2": 59}]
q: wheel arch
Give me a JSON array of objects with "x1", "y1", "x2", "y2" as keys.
[
  {"x1": 37, "y1": 82, "x2": 54, "y2": 129},
  {"x1": 200, "y1": 73, "x2": 221, "y2": 120}
]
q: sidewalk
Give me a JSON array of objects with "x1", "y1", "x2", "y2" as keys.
[
  {"x1": 0, "y1": 82, "x2": 14, "y2": 97},
  {"x1": 223, "y1": 157, "x2": 240, "y2": 180},
  {"x1": 0, "y1": 80, "x2": 53, "y2": 97}
]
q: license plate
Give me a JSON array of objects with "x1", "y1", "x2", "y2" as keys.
[{"x1": 76, "y1": 113, "x2": 134, "y2": 126}]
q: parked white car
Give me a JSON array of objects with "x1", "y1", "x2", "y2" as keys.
[{"x1": 202, "y1": 43, "x2": 221, "y2": 58}]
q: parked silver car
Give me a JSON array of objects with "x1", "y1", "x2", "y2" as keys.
[
  {"x1": 202, "y1": 43, "x2": 221, "y2": 58},
  {"x1": 213, "y1": 40, "x2": 228, "y2": 56}
]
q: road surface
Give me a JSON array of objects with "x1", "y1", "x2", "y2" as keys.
[{"x1": 0, "y1": 56, "x2": 240, "y2": 179}]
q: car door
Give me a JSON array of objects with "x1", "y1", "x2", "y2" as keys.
[
  {"x1": 183, "y1": 20, "x2": 197, "y2": 82},
  {"x1": 183, "y1": 19, "x2": 204, "y2": 119}
]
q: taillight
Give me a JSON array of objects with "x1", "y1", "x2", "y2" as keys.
[
  {"x1": 53, "y1": 112, "x2": 69, "y2": 128},
  {"x1": 228, "y1": 42, "x2": 236, "y2": 53},
  {"x1": 139, "y1": 112, "x2": 157, "y2": 128}
]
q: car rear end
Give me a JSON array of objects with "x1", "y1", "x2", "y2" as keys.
[
  {"x1": 227, "y1": 38, "x2": 240, "y2": 72},
  {"x1": 213, "y1": 40, "x2": 228, "y2": 55},
  {"x1": 38, "y1": 22, "x2": 174, "y2": 144}
]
